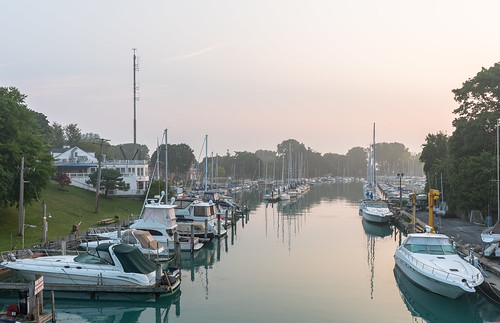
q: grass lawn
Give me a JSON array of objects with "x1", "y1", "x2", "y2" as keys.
[{"x1": 0, "y1": 182, "x2": 143, "y2": 252}]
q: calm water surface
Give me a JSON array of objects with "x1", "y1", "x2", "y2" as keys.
[{"x1": 2, "y1": 183, "x2": 500, "y2": 322}]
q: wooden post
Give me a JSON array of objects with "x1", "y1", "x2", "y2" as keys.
[
  {"x1": 61, "y1": 240, "x2": 66, "y2": 255},
  {"x1": 225, "y1": 210, "x2": 228, "y2": 228},
  {"x1": 51, "y1": 291, "x2": 55, "y2": 323},
  {"x1": 174, "y1": 231, "x2": 180, "y2": 267},
  {"x1": 217, "y1": 214, "x2": 221, "y2": 238},
  {"x1": 190, "y1": 225, "x2": 195, "y2": 253},
  {"x1": 155, "y1": 264, "x2": 162, "y2": 286},
  {"x1": 204, "y1": 219, "x2": 208, "y2": 240}
]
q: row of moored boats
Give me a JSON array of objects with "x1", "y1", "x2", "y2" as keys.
[{"x1": 0, "y1": 191, "x2": 245, "y2": 294}]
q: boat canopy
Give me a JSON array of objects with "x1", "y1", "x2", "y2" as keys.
[
  {"x1": 123, "y1": 230, "x2": 162, "y2": 250},
  {"x1": 112, "y1": 244, "x2": 157, "y2": 274}
]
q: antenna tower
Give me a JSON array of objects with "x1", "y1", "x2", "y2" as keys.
[{"x1": 133, "y1": 48, "x2": 139, "y2": 152}]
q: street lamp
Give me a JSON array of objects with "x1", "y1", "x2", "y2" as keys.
[
  {"x1": 22, "y1": 224, "x2": 36, "y2": 250},
  {"x1": 397, "y1": 173, "x2": 404, "y2": 215}
]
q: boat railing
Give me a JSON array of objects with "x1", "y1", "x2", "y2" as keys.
[{"x1": 402, "y1": 249, "x2": 481, "y2": 283}]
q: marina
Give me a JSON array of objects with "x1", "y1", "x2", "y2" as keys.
[{"x1": 1, "y1": 182, "x2": 500, "y2": 322}]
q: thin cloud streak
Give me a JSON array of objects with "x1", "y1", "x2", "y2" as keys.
[{"x1": 163, "y1": 43, "x2": 226, "y2": 62}]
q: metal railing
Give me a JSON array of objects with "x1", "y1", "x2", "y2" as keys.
[{"x1": 401, "y1": 248, "x2": 482, "y2": 283}]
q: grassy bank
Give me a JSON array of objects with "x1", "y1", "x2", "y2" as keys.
[{"x1": 0, "y1": 182, "x2": 143, "y2": 252}]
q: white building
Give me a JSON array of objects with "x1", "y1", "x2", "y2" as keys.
[{"x1": 52, "y1": 147, "x2": 149, "y2": 196}]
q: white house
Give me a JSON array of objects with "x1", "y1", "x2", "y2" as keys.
[{"x1": 52, "y1": 147, "x2": 149, "y2": 196}]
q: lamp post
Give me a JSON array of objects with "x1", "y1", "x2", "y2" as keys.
[
  {"x1": 397, "y1": 173, "x2": 404, "y2": 215},
  {"x1": 22, "y1": 224, "x2": 36, "y2": 250}
]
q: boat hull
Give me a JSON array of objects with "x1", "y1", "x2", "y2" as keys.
[
  {"x1": 362, "y1": 209, "x2": 392, "y2": 223},
  {"x1": 393, "y1": 250, "x2": 480, "y2": 299},
  {"x1": 2, "y1": 256, "x2": 155, "y2": 286}
]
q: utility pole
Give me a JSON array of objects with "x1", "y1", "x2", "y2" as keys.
[
  {"x1": 94, "y1": 138, "x2": 110, "y2": 213},
  {"x1": 18, "y1": 156, "x2": 25, "y2": 236}
]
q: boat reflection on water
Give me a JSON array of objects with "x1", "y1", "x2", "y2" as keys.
[
  {"x1": 361, "y1": 218, "x2": 393, "y2": 238},
  {"x1": 362, "y1": 218, "x2": 393, "y2": 300},
  {"x1": 0, "y1": 289, "x2": 181, "y2": 322},
  {"x1": 393, "y1": 266, "x2": 500, "y2": 323}
]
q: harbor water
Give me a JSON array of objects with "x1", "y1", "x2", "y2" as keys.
[{"x1": 2, "y1": 182, "x2": 500, "y2": 322}]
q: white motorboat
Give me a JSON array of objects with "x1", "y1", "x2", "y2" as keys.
[
  {"x1": 481, "y1": 221, "x2": 500, "y2": 243},
  {"x1": 80, "y1": 229, "x2": 172, "y2": 261},
  {"x1": 279, "y1": 192, "x2": 291, "y2": 201},
  {"x1": 1, "y1": 242, "x2": 181, "y2": 288},
  {"x1": 361, "y1": 200, "x2": 393, "y2": 223},
  {"x1": 90, "y1": 192, "x2": 203, "y2": 252},
  {"x1": 173, "y1": 198, "x2": 227, "y2": 238},
  {"x1": 394, "y1": 233, "x2": 483, "y2": 299}
]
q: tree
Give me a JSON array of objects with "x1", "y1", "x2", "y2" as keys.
[
  {"x1": 0, "y1": 87, "x2": 55, "y2": 209},
  {"x1": 150, "y1": 143, "x2": 195, "y2": 180},
  {"x1": 346, "y1": 147, "x2": 367, "y2": 178},
  {"x1": 452, "y1": 62, "x2": 500, "y2": 121},
  {"x1": 86, "y1": 168, "x2": 130, "y2": 198},
  {"x1": 53, "y1": 172, "x2": 71, "y2": 190},
  {"x1": 420, "y1": 132, "x2": 448, "y2": 174},
  {"x1": 48, "y1": 122, "x2": 65, "y2": 148},
  {"x1": 64, "y1": 123, "x2": 82, "y2": 147},
  {"x1": 432, "y1": 62, "x2": 500, "y2": 216}
]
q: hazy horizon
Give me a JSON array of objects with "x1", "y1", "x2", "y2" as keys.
[{"x1": 2, "y1": 1, "x2": 500, "y2": 156}]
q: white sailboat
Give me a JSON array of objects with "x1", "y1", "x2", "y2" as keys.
[
  {"x1": 481, "y1": 119, "x2": 500, "y2": 244},
  {"x1": 360, "y1": 123, "x2": 393, "y2": 223},
  {"x1": 279, "y1": 154, "x2": 290, "y2": 201}
]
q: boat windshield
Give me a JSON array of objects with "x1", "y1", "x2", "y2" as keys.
[
  {"x1": 366, "y1": 203, "x2": 387, "y2": 208},
  {"x1": 404, "y1": 237, "x2": 456, "y2": 255},
  {"x1": 74, "y1": 247, "x2": 114, "y2": 265}
]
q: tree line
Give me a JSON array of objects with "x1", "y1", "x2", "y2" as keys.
[
  {"x1": 1, "y1": 85, "x2": 421, "y2": 211},
  {"x1": 420, "y1": 62, "x2": 500, "y2": 220}
]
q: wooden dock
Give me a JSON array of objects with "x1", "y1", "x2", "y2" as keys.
[{"x1": 0, "y1": 281, "x2": 179, "y2": 296}]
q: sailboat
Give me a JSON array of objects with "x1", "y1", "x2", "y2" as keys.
[
  {"x1": 360, "y1": 124, "x2": 393, "y2": 223},
  {"x1": 279, "y1": 154, "x2": 290, "y2": 201},
  {"x1": 482, "y1": 119, "x2": 500, "y2": 245}
]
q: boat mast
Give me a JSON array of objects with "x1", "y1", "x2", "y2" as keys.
[
  {"x1": 373, "y1": 123, "x2": 376, "y2": 198},
  {"x1": 497, "y1": 119, "x2": 499, "y2": 224},
  {"x1": 165, "y1": 128, "x2": 168, "y2": 198},
  {"x1": 205, "y1": 135, "x2": 208, "y2": 192}
]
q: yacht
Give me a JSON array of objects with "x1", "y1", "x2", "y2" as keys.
[
  {"x1": 394, "y1": 233, "x2": 483, "y2": 299},
  {"x1": 360, "y1": 200, "x2": 393, "y2": 223},
  {"x1": 1, "y1": 242, "x2": 181, "y2": 288},
  {"x1": 173, "y1": 198, "x2": 227, "y2": 239},
  {"x1": 90, "y1": 192, "x2": 203, "y2": 252}
]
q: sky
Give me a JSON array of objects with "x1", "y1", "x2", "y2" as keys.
[{"x1": 2, "y1": 1, "x2": 500, "y2": 159}]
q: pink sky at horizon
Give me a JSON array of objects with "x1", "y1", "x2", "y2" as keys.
[{"x1": 2, "y1": 1, "x2": 499, "y2": 158}]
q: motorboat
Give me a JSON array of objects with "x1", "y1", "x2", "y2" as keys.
[
  {"x1": 89, "y1": 192, "x2": 204, "y2": 252},
  {"x1": 80, "y1": 229, "x2": 172, "y2": 261},
  {"x1": 279, "y1": 192, "x2": 291, "y2": 201},
  {"x1": 393, "y1": 266, "x2": 480, "y2": 323},
  {"x1": 173, "y1": 198, "x2": 227, "y2": 238},
  {"x1": 394, "y1": 233, "x2": 483, "y2": 299},
  {"x1": 481, "y1": 221, "x2": 500, "y2": 243},
  {"x1": 360, "y1": 200, "x2": 393, "y2": 223},
  {"x1": 1, "y1": 242, "x2": 181, "y2": 288}
]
